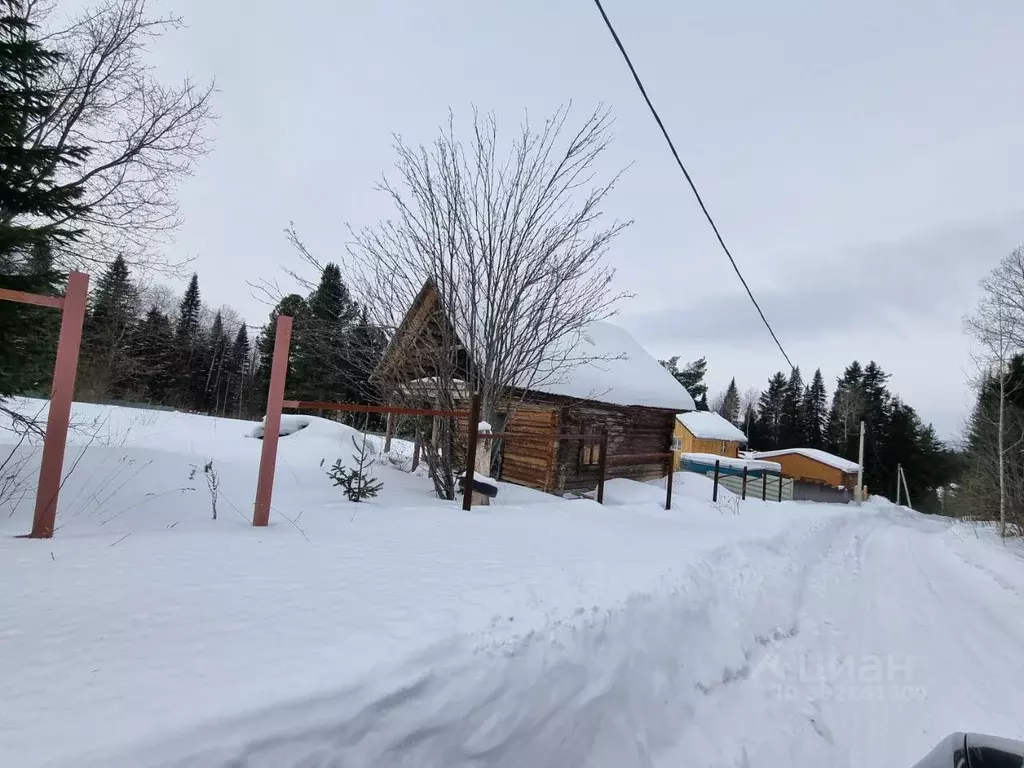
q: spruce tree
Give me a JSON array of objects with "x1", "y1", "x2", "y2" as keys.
[
  {"x1": 719, "y1": 377, "x2": 740, "y2": 425},
  {"x1": 0, "y1": 241, "x2": 61, "y2": 396},
  {"x1": 131, "y1": 306, "x2": 176, "y2": 403},
  {"x1": 0, "y1": 0, "x2": 90, "y2": 257},
  {"x1": 255, "y1": 293, "x2": 307, "y2": 403},
  {"x1": 225, "y1": 323, "x2": 251, "y2": 417},
  {"x1": 81, "y1": 254, "x2": 138, "y2": 399},
  {"x1": 757, "y1": 372, "x2": 788, "y2": 450},
  {"x1": 779, "y1": 366, "x2": 806, "y2": 446},
  {"x1": 203, "y1": 311, "x2": 230, "y2": 414},
  {"x1": 294, "y1": 264, "x2": 359, "y2": 403},
  {"x1": 0, "y1": 3, "x2": 88, "y2": 398},
  {"x1": 827, "y1": 361, "x2": 864, "y2": 456},
  {"x1": 803, "y1": 368, "x2": 828, "y2": 449},
  {"x1": 174, "y1": 274, "x2": 203, "y2": 408},
  {"x1": 660, "y1": 355, "x2": 709, "y2": 405}
]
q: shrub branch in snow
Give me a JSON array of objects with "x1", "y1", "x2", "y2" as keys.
[
  {"x1": 328, "y1": 434, "x2": 383, "y2": 503},
  {"x1": 189, "y1": 460, "x2": 220, "y2": 520}
]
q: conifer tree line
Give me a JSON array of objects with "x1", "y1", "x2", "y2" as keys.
[
  {"x1": 0, "y1": 253, "x2": 387, "y2": 420},
  {"x1": 660, "y1": 355, "x2": 958, "y2": 513}
]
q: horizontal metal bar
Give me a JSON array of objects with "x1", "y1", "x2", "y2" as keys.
[
  {"x1": 281, "y1": 401, "x2": 469, "y2": 418},
  {"x1": 0, "y1": 288, "x2": 64, "y2": 309}
]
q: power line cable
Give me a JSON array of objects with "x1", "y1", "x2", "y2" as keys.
[{"x1": 590, "y1": 0, "x2": 795, "y2": 370}]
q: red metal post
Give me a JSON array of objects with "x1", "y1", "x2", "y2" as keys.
[
  {"x1": 29, "y1": 271, "x2": 88, "y2": 538},
  {"x1": 253, "y1": 314, "x2": 293, "y2": 527},
  {"x1": 0, "y1": 288, "x2": 64, "y2": 309}
]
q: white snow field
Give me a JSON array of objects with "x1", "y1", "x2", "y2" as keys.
[{"x1": 2, "y1": 400, "x2": 1024, "y2": 767}]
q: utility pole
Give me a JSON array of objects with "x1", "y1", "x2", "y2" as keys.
[
  {"x1": 901, "y1": 465, "x2": 913, "y2": 511},
  {"x1": 896, "y1": 463, "x2": 901, "y2": 506},
  {"x1": 856, "y1": 420, "x2": 866, "y2": 504}
]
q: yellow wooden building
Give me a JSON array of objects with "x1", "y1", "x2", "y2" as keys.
[
  {"x1": 672, "y1": 411, "x2": 748, "y2": 468},
  {"x1": 750, "y1": 448, "x2": 859, "y2": 490}
]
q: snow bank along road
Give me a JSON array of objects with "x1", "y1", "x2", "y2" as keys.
[{"x1": 79, "y1": 508, "x2": 1024, "y2": 768}]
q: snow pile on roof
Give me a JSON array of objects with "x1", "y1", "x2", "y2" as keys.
[
  {"x1": 524, "y1": 321, "x2": 695, "y2": 411},
  {"x1": 676, "y1": 411, "x2": 748, "y2": 442},
  {"x1": 680, "y1": 453, "x2": 781, "y2": 472},
  {"x1": 751, "y1": 448, "x2": 860, "y2": 473}
]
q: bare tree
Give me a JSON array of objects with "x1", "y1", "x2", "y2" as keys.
[
  {"x1": 11, "y1": 0, "x2": 214, "y2": 271},
  {"x1": 965, "y1": 248, "x2": 1024, "y2": 537},
  {"x1": 289, "y1": 106, "x2": 631, "y2": 498}
]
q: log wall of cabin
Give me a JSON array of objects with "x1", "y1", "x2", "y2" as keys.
[
  {"x1": 556, "y1": 403, "x2": 675, "y2": 494},
  {"x1": 497, "y1": 404, "x2": 560, "y2": 491}
]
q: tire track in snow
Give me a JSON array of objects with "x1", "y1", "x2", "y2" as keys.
[{"x1": 94, "y1": 513, "x2": 861, "y2": 768}]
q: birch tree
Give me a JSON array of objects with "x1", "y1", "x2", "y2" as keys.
[
  {"x1": 965, "y1": 250, "x2": 1024, "y2": 537},
  {"x1": 287, "y1": 105, "x2": 631, "y2": 499},
  {"x1": 10, "y1": 0, "x2": 214, "y2": 271}
]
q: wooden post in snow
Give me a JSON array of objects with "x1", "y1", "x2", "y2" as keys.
[
  {"x1": 741, "y1": 466, "x2": 749, "y2": 500},
  {"x1": 29, "y1": 271, "x2": 89, "y2": 538},
  {"x1": 253, "y1": 314, "x2": 292, "y2": 527},
  {"x1": 665, "y1": 456, "x2": 673, "y2": 511},
  {"x1": 384, "y1": 413, "x2": 395, "y2": 453},
  {"x1": 462, "y1": 393, "x2": 481, "y2": 511},
  {"x1": 596, "y1": 428, "x2": 608, "y2": 504},
  {"x1": 411, "y1": 433, "x2": 421, "y2": 472},
  {"x1": 713, "y1": 460, "x2": 721, "y2": 502},
  {"x1": 761, "y1": 472, "x2": 768, "y2": 501},
  {"x1": 474, "y1": 417, "x2": 493, "y2": 507}
]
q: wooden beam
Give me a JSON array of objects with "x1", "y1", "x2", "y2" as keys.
[{"x1": 0, "y1": 288, "x2": 64, "y2": 309}]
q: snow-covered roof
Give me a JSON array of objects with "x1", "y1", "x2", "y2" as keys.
[
  {"x1": 751, "y1": 448, "x2": 860, "y2": 473},
  {"x1": 676, "y1": 411, "x2": 748, "y2": 443},
  {"x1": 524, "y1": 321, "x2": 695, "y2": 411},
  {"x1": 680, "y1": 453, "x2": 781, "y2": 472}
]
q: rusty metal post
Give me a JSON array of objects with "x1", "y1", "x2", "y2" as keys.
[
  {"x1": 29, "y1": 271, "x2": 88, "y2": 538},
  {"x1": 741, "y1": 466, "x2": 748, "y2": 500},
  {"x1": 712, "y1": 460, "x2": 720, "y2": 502},
  {"x1": 596, "y1": 428, "x2": 608, "y2": 504},
  {"x1": 761, "y1": 472, "x2": 768, "y2": 501},
  {"x1": 665, "y1": 456, "x2": 673, "y2": 510},
  {"x1": 253, "y1": 314, "x2": 292, "y2": 527},
  {"x1": 462, "y1": 393, "x2": 481, "y2": 511}
]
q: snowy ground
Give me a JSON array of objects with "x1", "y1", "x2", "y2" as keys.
[{"x1": 2, "y1": 399, "x2": 1024, "y2": 767}]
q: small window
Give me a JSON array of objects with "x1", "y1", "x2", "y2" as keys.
[
  {"x1": 722, "y1": 441, "x2": 728, "y2": 454},
  {"x1": 579, "y1": 429, "x2": 600, "y2": 467},
  {"x1": 671, "y1": 437, "x2": 682, "y2": 451}
]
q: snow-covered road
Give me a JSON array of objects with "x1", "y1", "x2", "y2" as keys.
[{"x1": 102, "y1": 508, "x2": 1024, "y2": 768}]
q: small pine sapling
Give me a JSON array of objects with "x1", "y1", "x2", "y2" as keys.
[{"x1": 327, "y1": 433, "x2": 384, "y2": 502}]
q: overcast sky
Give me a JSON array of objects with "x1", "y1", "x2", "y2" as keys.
[{"x1": 139, "y1": 0, "x2": 1023, "y2": 439}]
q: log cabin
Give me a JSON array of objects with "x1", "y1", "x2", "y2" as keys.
[{"x1": 373, "y1": 280, "x2": 695, "y2": 496}]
